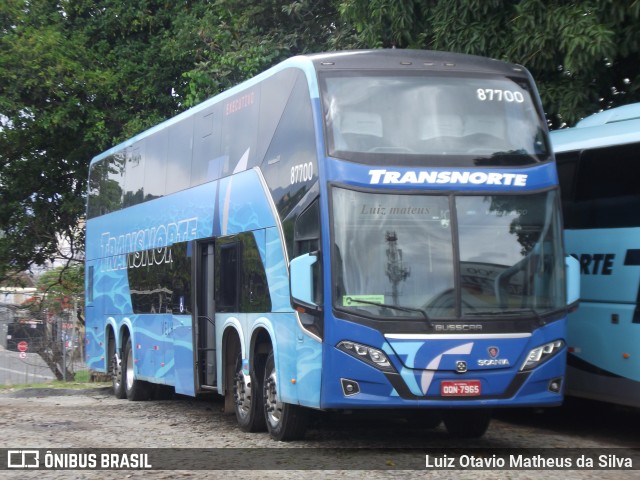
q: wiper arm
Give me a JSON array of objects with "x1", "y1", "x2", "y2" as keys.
[
  {"x1": 465, "y1": 308, "x2": 544, "y2": 325},
  {"x1": 344, "y1": 296, "x2": 432, "y2": 328}
]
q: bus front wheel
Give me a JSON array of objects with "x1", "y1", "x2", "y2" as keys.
[
  {"x1": 443, "y1": 409, "x2": 491, "y2": 438},
  {"x1": 263, "y1": 351, "x2": 307, "y2": 441}
]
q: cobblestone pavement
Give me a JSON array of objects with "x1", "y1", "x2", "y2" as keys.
[{"x1": 0, "y1": 386, "x2": 638, "y2": 479}]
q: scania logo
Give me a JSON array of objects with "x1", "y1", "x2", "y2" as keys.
[
  {"x1": 456, "y1": 361, "x2": 468, "y2": 373},
  {"x1": 434, "y1": 324, "x2": 483, "y2": 332}
]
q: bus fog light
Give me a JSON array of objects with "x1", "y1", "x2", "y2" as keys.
[
  {"x1": 548, "y1": 377, "x2": 562, "y2": 393},
  {"x1": 341, "y1": 378, "x2": 360, "y2": 396},
  {"x1": 521, "y1": 340, "x2": 565, "y2": 371},
  {"x1": 337, "y1": 340, "x2": 395, "y2": 372}
]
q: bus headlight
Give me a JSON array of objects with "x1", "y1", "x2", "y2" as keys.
[
  {"x1": 520, "y1": 339, "x2": 565, "y2": 371},
  {"x1": 337, "y1": 340, "x2": 395, "y2": 372}
]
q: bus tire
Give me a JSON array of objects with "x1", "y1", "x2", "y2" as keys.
[
  {"x1": 406, "y1": 410, "x2": 442, "y2": 429},
  {"x1": 122, "y1": 337, "x2": 151, "y2": 401},
  {"x1": 234, "y1": 353, "x2": 266, "y2": 432},
  {"x1": 443, "y1": 409, "x2": 491, "y2": 438},
  {"x1": 109, "y1": 338, "x2": 126, "y2": 399},
  {"x1": 112, "y1": 349, "x2": 126, "y2": 399},
  {"x1": 263, "y1": 351, "x2": 307, "y2": 441}
]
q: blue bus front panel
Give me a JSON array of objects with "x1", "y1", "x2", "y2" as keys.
[{"x1": 320, "y1": 317, "x2": 566, "y2": 408}]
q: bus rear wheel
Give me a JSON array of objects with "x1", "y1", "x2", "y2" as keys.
[
  {"x1": 234, "y1": 353, "x2": 266, "y2": 432},
  {"x1": 263, "y1": 351, "x2": 307, "y2": 441},
  {"x1": 109, "y1": 338, "x2": 126, "y2": 399},
  {"x1": 112, "y1": 350, "x2": 126, "y2": 399},
  {"x1": 443, "y1": 409, "x2": 491, "y2": 438},
  {"x1": 122, "y1": 337, "x2": 151, "y2": 401}
]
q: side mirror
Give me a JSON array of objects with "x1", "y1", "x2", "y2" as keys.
[
  {"x1": 290, "y1": 253, "x2": 319, "y2": 309},
  {"x1": 565, "y1": 255, "x2": 580, "y2": 307}
]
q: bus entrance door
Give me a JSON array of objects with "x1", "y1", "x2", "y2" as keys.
[{"x1": 196, "y1": 240, "x2": 217, "y2": 390}]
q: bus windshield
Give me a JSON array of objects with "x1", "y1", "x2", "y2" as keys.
[
  {"x1": 321, "y1": 72, "x2": 549, "y2": 166},
  {"x1": 332, "y1": 188, "x2": 565, "y2": 319}
]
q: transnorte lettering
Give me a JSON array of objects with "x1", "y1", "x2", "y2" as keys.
[{"x1": 368, "y1": 169, "x2": 528, "y2": 186}]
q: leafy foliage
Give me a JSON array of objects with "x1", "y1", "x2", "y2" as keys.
[
  {"x1": 1, "y1": 1, "x2": 94, "y2": 277},
  {"x1": 0, "y1": 1, "x2": 203, "y2": 280},
  {"x1": 178, "y1": 0, "x2": 339, "y2": 107},
  {"x1": 338, "y1": 0, "x2": 640, "y2": 127},
  {"x1": 1, "y1": 0, "x2": 640, "y2": 278},
  {"x1": 17, "y1": 262, "x2": 85, "y2": 381},
  {"x1": 29, "y1": 263, "x2": 84, "y2": 318}
]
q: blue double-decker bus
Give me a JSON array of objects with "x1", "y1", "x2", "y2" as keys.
[
  {"x1": 552, "y1": 103, "x2": 640, "y2": 408},
  {"x1": 85, "y1": 50, "x2": 579, "y2": 440}
]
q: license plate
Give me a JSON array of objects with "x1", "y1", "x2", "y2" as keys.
[{"x1": 441, "y1": 380, "x2": 481, "y2": 397}]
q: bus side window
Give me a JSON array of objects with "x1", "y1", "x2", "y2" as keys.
[
  {"x1": 87, "y1": 265, "x2": 94, "y2": 303},
  {"x1": 240, "y1": 232, "x2": 271, "y2": 313},
  {"x1": 294, "y1": 199, "x2": 320, "y2": 257},
  {"x1": 556, "y1": 151, "x2": 580, "y2": 229},
  {"x1": 215, "y1": 242, "x2": 240, "y2": 312}
]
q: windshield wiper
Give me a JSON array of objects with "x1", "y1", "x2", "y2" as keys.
[
  {"x1": 344, "y1": 296, "x2": 432, "y2": 328},
  {"x1": 464, "y1": 308, "x2": 544, "y2": 325}
]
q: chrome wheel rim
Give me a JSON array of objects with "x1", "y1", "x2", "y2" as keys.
[
  {"x1": 112, "y1": 352, "x2": 122, "y2": 388},
  {"x1": 234, "y1": 367, "x2": 252, "y2": 419},
  {"x1": 264, "y1": 368, "x2": 282, "y2": 427},
  {"x1": 126, "y1": 346, "x2": 134, "y2": 391}
]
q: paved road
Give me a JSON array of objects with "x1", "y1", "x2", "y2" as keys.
[
  {"x1": 0, "y1": 346, "x2": 56, "y2": 385},
  {"x1": 0, "y1": 386, "x2": 638, "y2": 479}
]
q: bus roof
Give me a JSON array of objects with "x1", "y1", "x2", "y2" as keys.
[
  {"x1": 308, "y1": 49, "x2": 527, "y2": 76},
  {"x1": 90, "y1": 49, "x2": 532, "y2": 167},
  {"x1": 89, "y1": 54, "x2": 319, "y2": 166},
  {"x1": 551, "y1": 102, "x2": 640, "y2": 153}
]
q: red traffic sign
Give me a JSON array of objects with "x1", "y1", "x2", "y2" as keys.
[{"x1": 17, "y1": 341, "x2": 28, "y2": 353}]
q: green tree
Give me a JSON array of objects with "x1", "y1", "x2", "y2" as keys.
[
  {"x1": 1, "y1": 0, "x2": 99, "y2": 278},
  {"x1": 23, "y1": 263, "x2": 84, "y2": 380},
  {"x1": 32, "y1": 263, "x2": 84, "y2": 318},
  {"x1": 0, "y1": 1, "x2": 205, "y2": 280},
  {"x1": 178, "y1": 0, "x2": 340, "y2": 106},
  {"x1": 337, "y1": 0, "x2": 640, "y2": 127},
  {"x1": 2, "y1": 0, "x2": 640, "y2": 280}
]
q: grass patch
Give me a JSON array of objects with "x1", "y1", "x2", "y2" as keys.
[
  {"x1": 0, "y1": 370, "x2": 110, "y2": 391},
  {"x1": 74, "y1": 369, "x2": 92, "y2": 383}
]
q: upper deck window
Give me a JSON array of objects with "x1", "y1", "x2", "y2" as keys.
[{"x1": 320, "y1": 72, "x2": 549, "y2": 167}]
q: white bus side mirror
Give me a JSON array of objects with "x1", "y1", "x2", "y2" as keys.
[{"x1": 290, "y1": 253, "x2": 319, "y2": 309}]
